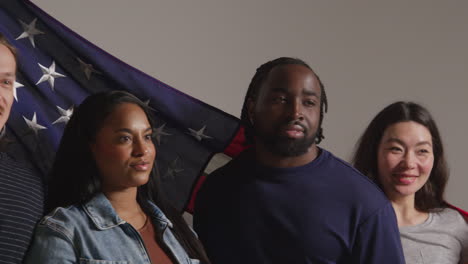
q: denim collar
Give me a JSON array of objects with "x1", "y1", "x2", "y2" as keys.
[{"x1": 83, "y1": 193, "x2": 173, "y2": 230}]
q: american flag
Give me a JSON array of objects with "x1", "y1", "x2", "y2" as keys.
[{"x1": 0, "y1": 0, "x2": 241, "y2": 212}]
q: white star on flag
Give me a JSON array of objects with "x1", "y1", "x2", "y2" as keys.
[
  {"x1": 188, "y1": 125, "x2": 212, "y2": 141},
  {"x1": 52, "y1": 106, "x2": 74, "y2": 125},
  {"x1": 13, "y1": 81, "x2": 23, "y2": 102},
  {"x1": 36, "y1": 61, "x2": 66, "y2": 91},
  {"x1": 16, "y1": 18, "x2": 44, "y2": 48},
  {"x1": 154, "y1": 123, "x2": 172, "y2": 145},
  {"x1": 23, "y1": 112, "x2": 47, "y2": 136},
  {"x1": 77, "y1": 58, "x2": 101, "y2": 80},
  {"x1": 165, "y1": 157, "x2": 184, "y2": 180}
]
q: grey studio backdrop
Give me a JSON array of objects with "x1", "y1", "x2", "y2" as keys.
[{"x1": 32, "y1": 0, "x2": 468, "y2": 209}]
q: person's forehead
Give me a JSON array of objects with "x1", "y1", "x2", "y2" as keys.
[
  {"x1": 269, "y1": 63, "x2": 314, "y2": 81},
  {"x1": 104, "y1": 103, "x2": 148, "y2": 124},
  {"x1": 261, "y1": 64, "x2": 319, "y2": 91},
  {"x1": 0, "y1": 43, "x2": 13, "y2": 55},
  {"x1": 0, "y1": 44, "x2": 16, "y2": 67}
]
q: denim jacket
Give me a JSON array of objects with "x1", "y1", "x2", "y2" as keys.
[{"x1": 24, "y1": 193, "x2": 200, "y2": 264}]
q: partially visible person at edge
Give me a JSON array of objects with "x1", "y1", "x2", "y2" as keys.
[
  {"x1": 193, "y1": 57, "x2": 405, "y2": 263},
  {"x1": 352, "y1": 101, "x2": 468, "y2": 264},
  {"x1": 0, "y1": 33, "x2": 44, "y2": 264},
  {"x1": 24, "y1": 91, "x2": 210, "y2": 264}
]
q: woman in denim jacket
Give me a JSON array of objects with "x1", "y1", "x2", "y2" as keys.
[{"x1": 24, "y1": 91, "x2": 210, "y2": 264}]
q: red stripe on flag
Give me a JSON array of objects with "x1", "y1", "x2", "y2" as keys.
[
  {"x1": 186, "y1": 126, "x2": 251, "y2": 213},
  {"x1": 446, "y1": 202, "x2": 468, "y2": 220}
]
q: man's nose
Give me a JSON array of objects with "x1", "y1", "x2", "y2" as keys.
[{"x1": 288, "y1": 99, "x2": 304, "y2": 120}]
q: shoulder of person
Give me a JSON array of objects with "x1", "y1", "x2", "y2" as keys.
[
  {"x1": 38, "y1": 205, "x2": 86, "y2": 233},
  {"x1": 197, "y1": 162, "x2": 235, "y2": 199},
  {"x1": 0, "y1": 152, "x2": 44, "y2": 191},
  {"x1": 435, "y1": 207, "x2": 468, "y2": 225},
  {"x1": 0, "y1": 151, "x2": 35, "y2": 170},
  {"x1": 196, "y1": 150, "x2": 253, "y2": 206},
  {"x1": 319, "y1": 149, "x2": 391, "y2": 211},
  {"x1": 206, "y1": 149, "x2": 252, "y2": 180},
  {"x1": 321, "y1": 149, "x2": 384, "y2": 189}
]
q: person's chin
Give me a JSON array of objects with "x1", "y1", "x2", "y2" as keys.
[
  {"x1": 270, "y1": 140, "x2": 311, "y2": 157},
  {"x1": 391, "y1": 185, "x2": 420, "y2": 198},
  {"x1": 129, "y1": 173, "x2": 150, "y2": 186}
]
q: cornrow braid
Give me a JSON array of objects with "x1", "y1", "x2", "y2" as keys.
[{"x1": 240, "y1": 57, "x2": 328, "y2": 145}]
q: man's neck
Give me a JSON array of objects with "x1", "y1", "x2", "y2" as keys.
[{"x1": 254, "y1": 144, "x2": 319, "y2": 168}]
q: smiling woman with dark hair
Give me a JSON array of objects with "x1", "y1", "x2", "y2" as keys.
[
  {"x1": 24, "y1": 91, "x2": 210, "y2": 264},
  {"x1": 352, "y1": 101, "x2": 468, "y2": 264}
]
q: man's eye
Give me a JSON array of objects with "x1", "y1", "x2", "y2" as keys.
[
  {"x1": 1, "y1": 79, "x2": 13, "y2": 86},
  {"x1": 119, "y1": 136, "x2": 131, "y2": 143},
  {"x1": 304, "y1": 100, "x2": 316, "y2": 107},
  {"x1": 273, "y1": 97, "x2": 287, "y2": 103}
]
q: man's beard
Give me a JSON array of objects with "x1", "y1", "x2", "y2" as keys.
[{"x1": 255, "y1": 124, "x2": 317, "y2": 157}]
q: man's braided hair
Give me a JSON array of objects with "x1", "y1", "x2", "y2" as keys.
[{"x1": 240, "y1": 57, "x2": 328, "y2": 145}]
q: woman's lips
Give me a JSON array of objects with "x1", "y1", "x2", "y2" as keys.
[
  {"x1": 393, "y1": 174, "x2": 418, "y2": 185},
  {"x1": 130, "y1": 161, "x2": 151, "y2": 171}
]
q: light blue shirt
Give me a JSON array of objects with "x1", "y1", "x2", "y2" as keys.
[{"x1": 24, "y1": 193, "x2": 200, "y2": 264}]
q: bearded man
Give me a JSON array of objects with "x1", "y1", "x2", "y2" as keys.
[{"x1": 194, "y1": 57, "x2": 405, "y2": 264}]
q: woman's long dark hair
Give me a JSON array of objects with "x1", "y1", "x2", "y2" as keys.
[
  {"x1": 47, "y1": 90, "x2": 210, "y2": 263},
  {"x1": 352, "y1": 101, "x2": 449, "y2": 211}
]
